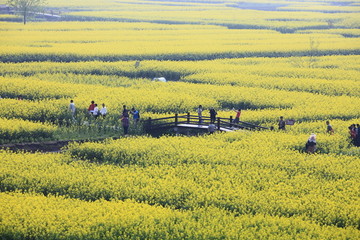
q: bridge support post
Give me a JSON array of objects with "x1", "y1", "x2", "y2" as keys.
[
  {"x1": 145, "y1": 117, "x2": 152, "y2": 132},
  {"x1": 187, "y1": 112, "x2": 190, "y2": 124},
  {"x1": 217, "y1": 117, "x2": 220, "y2": 130},
  {"x1": 175, "y1": 114, "x2": 178, "y2": 126}
]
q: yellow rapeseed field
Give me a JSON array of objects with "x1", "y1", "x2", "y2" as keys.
[{"x1": 0, "y1": 0, "x2": 359, "y2": 238}]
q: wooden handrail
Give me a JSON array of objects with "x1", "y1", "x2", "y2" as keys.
[
  {"x1": 145, "y1": 114, "x2": 268, "y2": 132},
  {"x1": 149, "y1": 116, "x2": 177, "y2": 121}
]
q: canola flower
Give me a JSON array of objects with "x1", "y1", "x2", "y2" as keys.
[
  {"x1": 0, "y1": 118, "x2": 57, "y2": 143},
  {"x1": 0, "y1": 1, "x2": 359, "y2": 238},
  {"x1": 56, "y1": 0, "x2": 360, "y2": 30},
  {"x1": 0, "y1": 77, "x2": 79, "y2": 100},
  {"x1": 0, "y1": 98, "x2": 67, "y2": 122},
  {"x1": 1, "y1": 63, "x2": 360, "y2": 124},
  {"x1": 0, "y1": 21, "x2": 359, "y2": 62},
  {"x1": 1, "y1": 130, "x2": 359, "y2": 230},
  {"x1": 1, "y1": 192, "x2": 358, "y2": 239}
]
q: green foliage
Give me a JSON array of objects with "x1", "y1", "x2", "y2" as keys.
[{"x1": 7, "y1": 0, "x2": 47, "y2": 24}]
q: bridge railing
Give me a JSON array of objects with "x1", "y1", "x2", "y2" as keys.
[{"x1": 145, "y1": 113, "x2": 268, "y2": 132}]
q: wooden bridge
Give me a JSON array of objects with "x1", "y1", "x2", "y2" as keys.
[{"x1": 144, "y1": 113, "x2": 268, "y2": 134}]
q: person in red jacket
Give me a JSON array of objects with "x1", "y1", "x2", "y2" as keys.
[
  {"x1": 88, "y1": 101, "x2": 95, "y2": 115},
  {"x1": 232, "y1": 109, "x2": 241, "y2": 124}
]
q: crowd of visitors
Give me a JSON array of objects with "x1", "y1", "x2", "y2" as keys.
[
  {"x1": 68, "y1": 100, "x2": 140, "y2": 136},
  {"x1": 87, "y1": 101, "x2": 107, "y2": 119},
  {"x1": 68, "y1": 101, "x2": 360, "y2": 150}
]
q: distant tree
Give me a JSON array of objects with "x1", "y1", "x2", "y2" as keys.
[{"x1": 7, "y1": 0, "x2": 46, "y2": 24}]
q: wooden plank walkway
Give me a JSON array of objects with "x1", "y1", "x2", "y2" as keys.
[{"x1": 176, "y1": 123, "x2": 234, "y2": 132}]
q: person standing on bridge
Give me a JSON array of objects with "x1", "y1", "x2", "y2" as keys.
[
  {"x1": 232, "y1": 108, "x2": 241, "y2": 124},
  {"x1": 209, "y1": 107, "x2": 217, "y2": 124},
  {"x1": 197, "y1": 105, "x2": 203, "y2": 124}
]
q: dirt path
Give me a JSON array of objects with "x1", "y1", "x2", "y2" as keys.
[
  {"x1": 0, "y1": 140, "x2": 70, "y2": 153},
  {"x1": 0, "y1": 137, "x2": 118, "y2": 153}
]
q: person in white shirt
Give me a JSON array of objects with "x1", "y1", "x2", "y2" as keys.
[
  {"x1": 100, "y1": 103, "x2": 107, "y2": 118},
  {"x1": 93, "y1": 104, "x2": 99, "y2": 119},
  {"x1": 197, "y1": 105, "x2": 203, "y2": 124},
  {"x1": 69, "y1": 100, "x2": 76, "y2": 119}
]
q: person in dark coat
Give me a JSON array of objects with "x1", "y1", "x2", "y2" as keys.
[
  {"x1": 122, "y1": 105, "x2": 129, "y2": 117},
  {"x1": 355, "y1": 124, "x2": 360, "y2": 147},
  {"x1": 326, "y1": 121, "x2": 334, "y2": 135},
  {"x1": 121, "y1": 116, "x2": 130, "y2": 135},
  {"x1": 278, "y1": 116, "x2": 286, "y2": 130},
  {"x1": 209, "y1": 107, "x2": 217, "y2": 123},
  {"x1": 349, "y1": 124, "x2": 356, "y2": 145}
]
